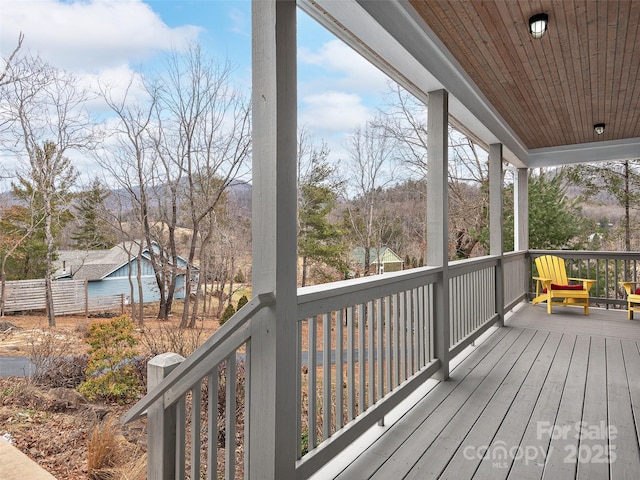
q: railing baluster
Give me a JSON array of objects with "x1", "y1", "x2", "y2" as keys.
[
  {"x1": 393, "y1": 293, "x2": 399, "y2": 388},
  {"x1": 450, "y1": 277, "x2": 456, "y2": 346},
  {"x1": 207, "y1": 370, "x2": 218, "y2": 480},
  {"x1": 322, "y1": 313, "x2": 331, "y2": 441},
  {"x1": 430, "y1": 284, "x2": 435, "y2": 361},
  {"x1": 414, "y1": 287, "x2": 420, "y2": 369},
  {"x1": 607, "y1": 261, "x2": 620, "y2": 305},
  {"x1": 191, "y1": 381, "x2": 202, "y2": 480},
  {"x1": 605, "y1": 258, "x2": 608, "y2": 300},
  {"x1": 457, "y1": 274, "x2": 463, "y2": 339},
  {"x1": 347, "y1": 306, "x2": 355, "y2": 421},
  {"x1": 225, "y1": 354, "x2": 236, "y2": 480},
  {"x1": 244, "y1": 341, "x2": 250, "y2": 480},
  {"x1": 177, "y1": 396, "x2": 186, "y2": 480},
  {"x1": 308, "y1": 315, "x2": 317, "y2": 449},
  {"x1": 468, "y1": 274, "x2": 471, "y2": 338},
  {"x1": 358, "y1": 303, "x2": 366, "y2": 413},
  {"x1": 385, "y1": 295, "x2": 392, "y2": 395},
  {"x1": 376, "y1": 297, "x2": 384, "y2": 404},
  {"x1": 296, "y1": 319, "x2": 303, "y2": 458},
  {"x1": 406, "y1": 289, "x2": 413, "y2": 376},
  {"x1": 336, "y1": 309, "x2": 344, "y2": 430},
  {"x1": 367, "y1": 300, "x2": 375, "y2": 408},
  {"x1": 417, "y1": 286, "x2": 424, "y2": 369},
  {"x1": 399, "y1": 290, "x2": 406, "y2": 382}
]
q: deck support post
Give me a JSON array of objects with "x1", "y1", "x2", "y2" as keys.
[
  {"x1": 427, "y1": 89, "x2": 450, "y2": 380},
  {"x1": 489, "y1": 143, "x2": 504, "y2": 326},
  {"x1": 250, "y1": 1, "x2": 298, "y2": 478},
  {"x1": 514, "y1": 167, "x2": 529, "y2": 251},
  {"x1": 146, "y1": 353, "x2": 185, "y2": 480},
  {"x1": 515, "y1": 167, "x2": 529, "y2": 294}
]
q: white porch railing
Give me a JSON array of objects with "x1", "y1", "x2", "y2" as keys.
[
  {"x1": 122, "y1": 292, "x2": 275, "y2": 480},
  {"x1": 296, "y1": 267, "x2": 440, "y2": 477},
  {"x1": 123, "y1": 254, "x2": 530, "y2": 479}
]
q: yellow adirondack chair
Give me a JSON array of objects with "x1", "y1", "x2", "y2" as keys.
[
  {"x1": 531, "y1": 255, "x2": 594, "y2": 315},
  {"x1": 619, "y1": 282, "x2": 640, "y2": 320}
]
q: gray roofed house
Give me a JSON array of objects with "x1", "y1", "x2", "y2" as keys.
[{"x1": 54, "y1": 242, "x2": 195, "y2": 303}]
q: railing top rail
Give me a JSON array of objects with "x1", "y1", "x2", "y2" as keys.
[
  {"x1": 297, "y1": 266, "x2": 441, "y2": 319},
  {"x1": 528, "y1": 249, "x2": 640, "y2": 260},
  {"x1": 448, "y1": 255, "x2": 500, "y2": 276},
  {"x1": 503, "y1": 251, "x2": 527, "y2": 260},
  {"x1": 122, "y1": 291, "x2": 275, "y2": 424}
]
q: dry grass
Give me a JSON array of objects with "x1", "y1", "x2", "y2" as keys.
[
  {"x1": 87, "y1": 415, "x2": 147, "y2": 480},
  {"x1": 87, "y1": 416, "x2": 125, "y2": 479}
]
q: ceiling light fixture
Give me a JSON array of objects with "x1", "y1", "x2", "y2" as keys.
[
  {"x1": 529, "y1": 13, "x2": 548, "y2": 39},
  {"x1": 594, "y1": 123, "x2": 605, "y2": 135}
]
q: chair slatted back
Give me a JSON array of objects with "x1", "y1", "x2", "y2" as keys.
[{"x1": 535, "y1": 255, "x2": 568, "y2": 285}]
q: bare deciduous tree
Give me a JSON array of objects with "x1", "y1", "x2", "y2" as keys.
[
  {"x1": 148, "y1": 45, "x2": 250, "y2": 327},
  {"x1": 98, "y1": 79, "x2": 157, "y2": 324},
  {"x1": 1, "y1": 53, "x2": 92, "y2": 326},
  {"x1": 99, "y1": 45, "x2": 250, "y2": 326},
  {"x1": 0, "y1": 32, "x2": 23, "y2": 87},
  {"x1": 342, "y1": 115, "x2": 400, "y2": 275},
  {"x1": 380, "y1": 84, "x2": 490, "y2": 260}
]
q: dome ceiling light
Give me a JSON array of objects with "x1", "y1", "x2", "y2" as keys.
[{"x1": 529, "y1": 13, "x2": 548, "y2": 39}]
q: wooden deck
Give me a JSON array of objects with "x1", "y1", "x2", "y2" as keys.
[{"x1": 327, "y1": 303, "x2": 640, "y2": 479}]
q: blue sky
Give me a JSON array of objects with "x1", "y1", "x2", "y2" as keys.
[{"x1": 0, "y1": 0, "x2": 391, "y2": 181}]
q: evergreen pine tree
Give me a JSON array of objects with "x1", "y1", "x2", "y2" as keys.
[{"x1": 72, "y1": 178, "x2": 115, "y2": 250}]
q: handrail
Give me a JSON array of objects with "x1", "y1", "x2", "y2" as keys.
[
  {"x1": 122, "y1": 291, "x2": 275, "y2": 424},
  {"x1": 297, "y1": 265, "x2": 441, "y2": 318},
  {"x1": 529, "y1": 249, "x2": 640, "y2": 260},
  {"x1": 449, "y1": 254, "x2": 499, "y2": 276}
]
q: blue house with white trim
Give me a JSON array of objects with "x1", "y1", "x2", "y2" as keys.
[{"x1": 54, "y1": 241, "x2": 195, "y2": 303}]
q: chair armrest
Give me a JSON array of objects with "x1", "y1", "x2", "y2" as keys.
[
  {"x1": 532, "y1": 277, "x2": 551, "y2": 295},
  {"x1": 532, "y1": 276, "x2": 551, "y2": 283},
  {"x1": 568, "y1": 277, "x2": 595, "y2": 290},
  {"x1": 620, "y1": 281, "x2": 639, "y2": 295}
]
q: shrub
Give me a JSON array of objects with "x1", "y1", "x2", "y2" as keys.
[
  {"x1": 234, "y1": 269, "x2": 246, "y2": 283},
  {"x1": 138, "y1": 322, "x2": 205, "y2": 358},
  {"x1": 78, "y1": 317, "x2": 142, "y2": 404},
  {"x1": 33, "y1": 355, "x2": 88, "y2": 389},
  {"x1": 237, "y1": 295, "x2": 249, "y2": 311},
  {"x1": 27, "y1": 327, "x2": 88, "y2": 388},
  {"x1": 219, "y1": 304, "x2": 236, "y2": 326},
  {"x1": 28, "y1": 329, "x2": 67, "y2": 384}
]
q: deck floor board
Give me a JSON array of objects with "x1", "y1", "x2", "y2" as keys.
[{"x1": 331, "y1": 304, "x2": 640, "y2": 480}]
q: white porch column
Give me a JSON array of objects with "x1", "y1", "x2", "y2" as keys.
[
  {"x1": 250, "y1": 1, "x2": 298, "y2": 478},
  {"x1": 427, "y1": 89, "x2": 450, "y2": 380},
  {"x1": 514, "y1": 167, "x2": 529, "y2": 251},
  {"x1": 489, "y1": 143, "x2": 504, "y2": 326}
]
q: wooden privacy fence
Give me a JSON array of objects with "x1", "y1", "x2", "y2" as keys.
[{"x1": 0, "y1": 279, "x2": 124, "y2": 316}]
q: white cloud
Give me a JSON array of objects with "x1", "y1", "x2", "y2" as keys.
[
  {"x1": 297, "y1": 39, "x2": 390, "y2": 165},
  {"x1": 299, "y1": 39, "x2": 389, "y2": 93},
  {"x1": 76, "y1": 64, "x2": 148, "y2": 113},
  {"x1": 0, "y1": 0, "x2": 202, "y2": 72},
  {"x1": 299, "y1": 90, "x2": 373, "y2": 134}
]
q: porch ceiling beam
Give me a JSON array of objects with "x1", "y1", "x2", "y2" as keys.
[{"x1": 528, "y1": 137, "x2": 640, "y2": 168}]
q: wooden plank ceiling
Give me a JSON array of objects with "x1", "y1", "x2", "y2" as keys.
[{"x1": 408, "y1": 0, "x2": 640, "y2": 150}]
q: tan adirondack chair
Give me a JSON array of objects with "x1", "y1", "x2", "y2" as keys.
[
  {"x1": 532, "y1": 255, "x2": 594, "y2": 315},
  {"x1": 620, "y1": 282, "x2": 640, "y2": 319}
]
